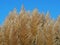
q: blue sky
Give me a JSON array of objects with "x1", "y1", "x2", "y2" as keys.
[{"x1": 0, "y1": 0, "x2": 60, "y2": 25}]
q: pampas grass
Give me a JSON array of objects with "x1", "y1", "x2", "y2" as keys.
[{"x1": 0, "y1": 5, "x2": 60, "y2": 45}]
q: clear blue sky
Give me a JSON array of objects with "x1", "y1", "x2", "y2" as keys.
[{"x1": 0, "y1": 0, "x2": 60, "y2": 25}]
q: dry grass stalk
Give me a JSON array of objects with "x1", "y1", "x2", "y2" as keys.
[{"x1": 0, "y1": 6, "x2": 60, "y2": 45}]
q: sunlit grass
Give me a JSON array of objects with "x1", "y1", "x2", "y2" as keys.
[{"x1": 0, "y1": 5, "x2": 60, "y2": 45}]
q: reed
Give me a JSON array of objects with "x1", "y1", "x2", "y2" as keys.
[{"x1": 0, "y1": 5, "x2": 60, "y2": 45}]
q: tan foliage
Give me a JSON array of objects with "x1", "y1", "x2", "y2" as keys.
[{"x1": 0, "y1": 6, "x2": 60, "y2": 45}]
